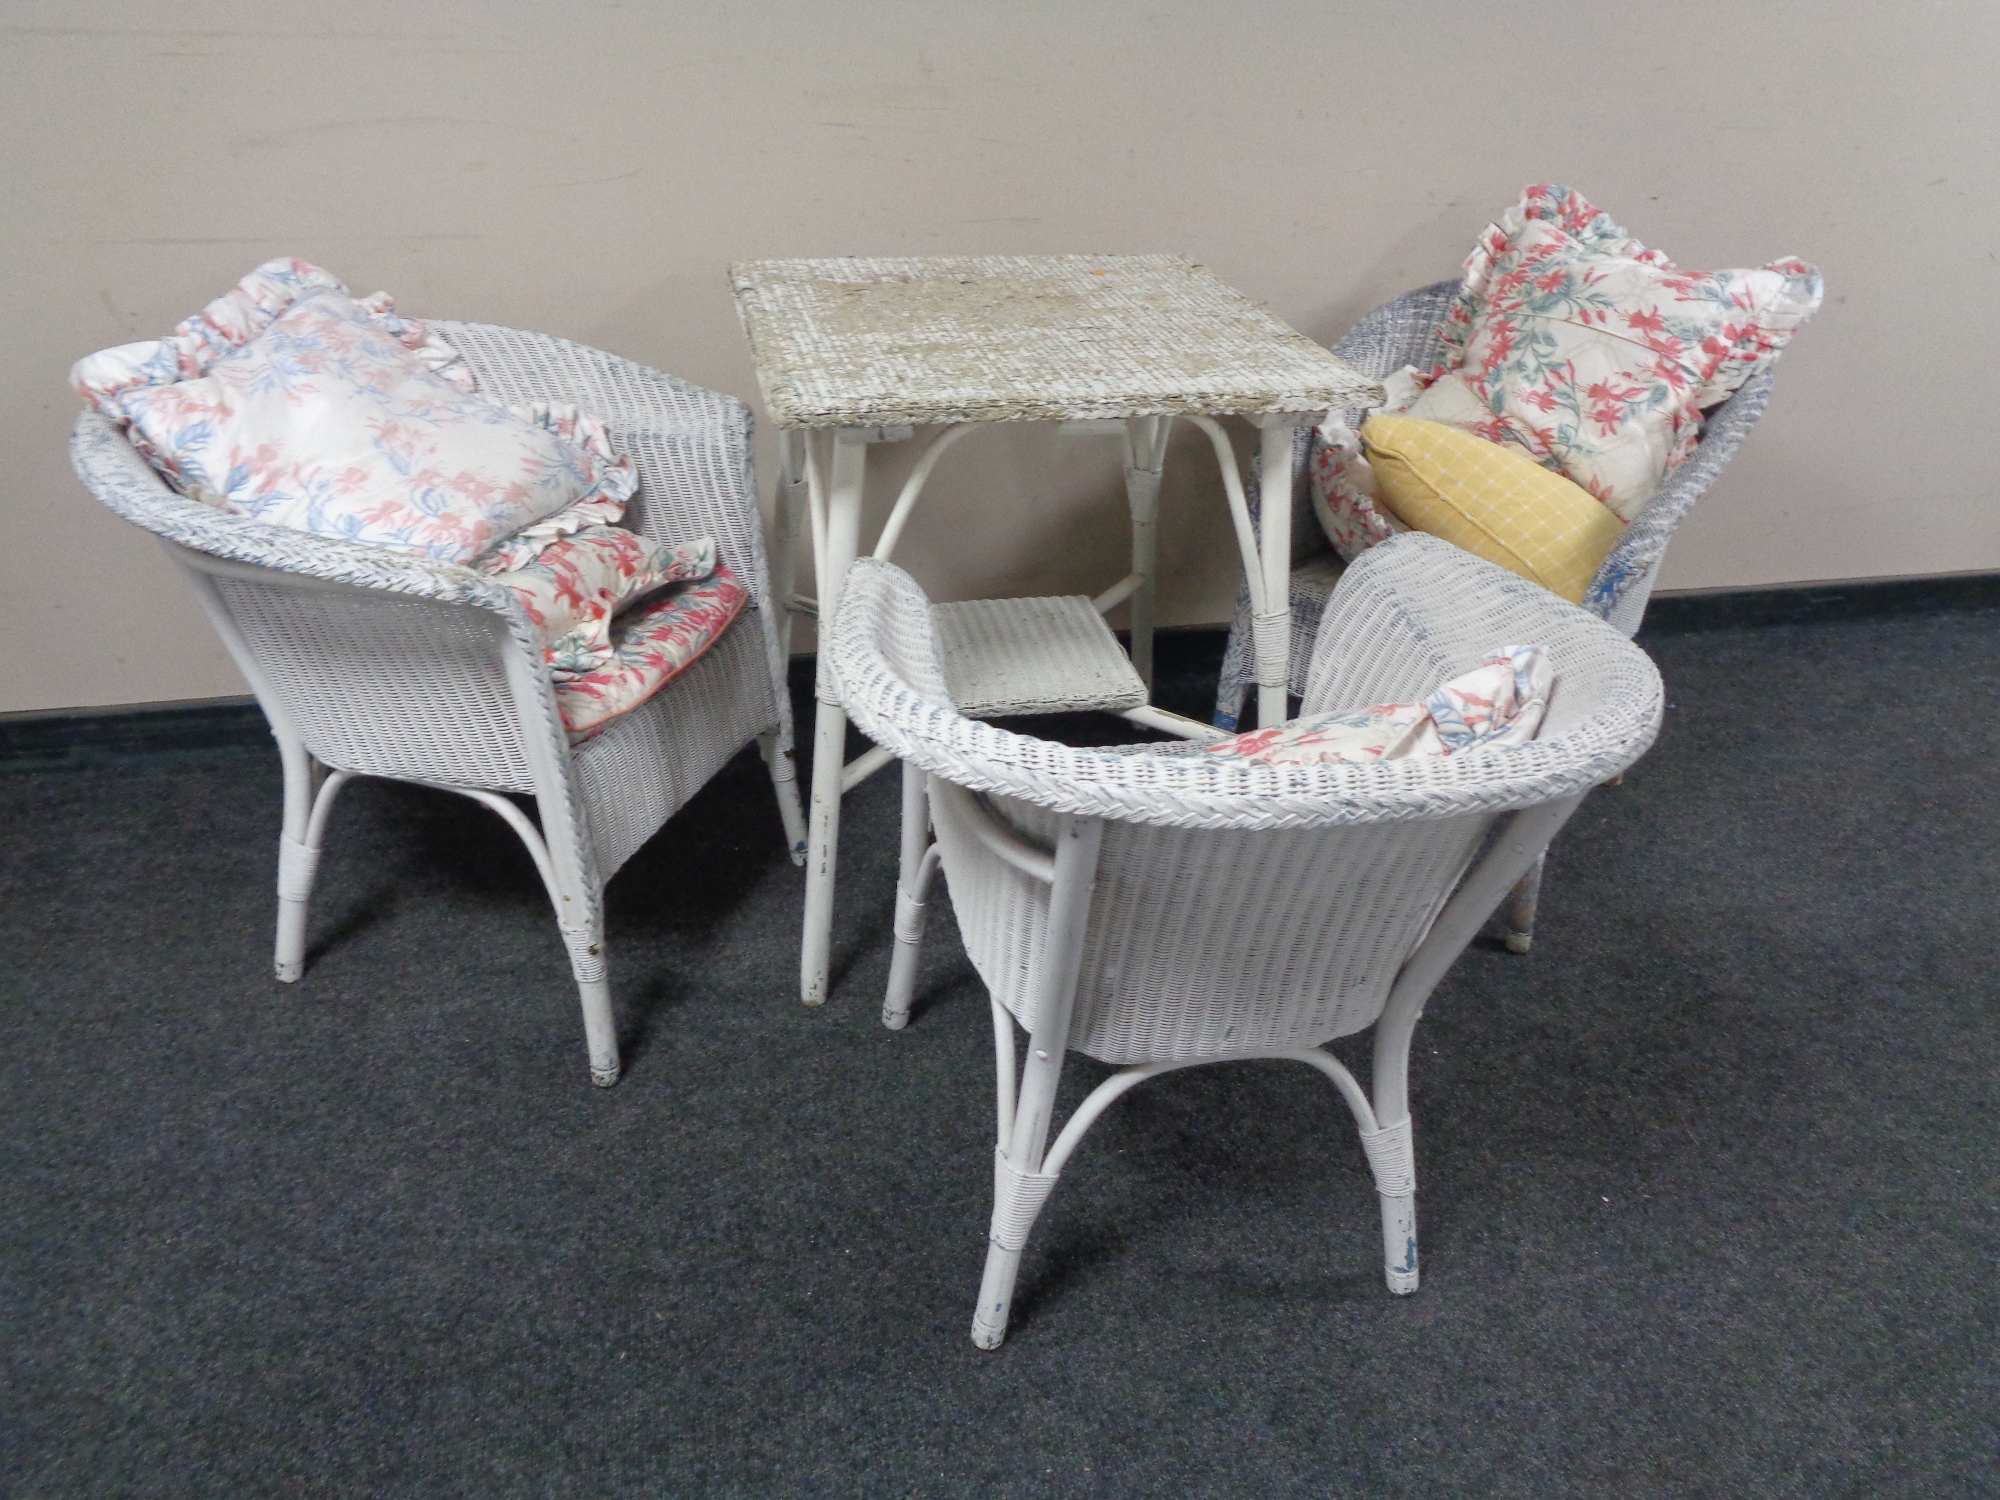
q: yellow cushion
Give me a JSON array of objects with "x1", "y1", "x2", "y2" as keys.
[{"x1": 1361, "y1": 414, "x2": 1625, "y2": 604}]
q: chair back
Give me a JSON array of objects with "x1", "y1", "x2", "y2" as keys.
[
  {"x1": 831, "y1": 541, "x2": 1663, "y2": 1064},
  {"x1": 1314, "y1": 280, "x2": 1778, "y2": 634}
]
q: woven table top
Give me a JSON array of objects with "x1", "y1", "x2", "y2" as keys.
[{"x1": 730, "y1": 254, "x2": 1381, "y2": 429}]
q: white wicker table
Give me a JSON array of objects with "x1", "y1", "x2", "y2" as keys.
[{"x1": 730, "y1": 253, "x2": 1379, "y2": 1005}]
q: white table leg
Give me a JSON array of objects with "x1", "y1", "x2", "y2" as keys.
[
  {"x1": 800, "y1": 429, "x2": 868, "y2": 1005},
  {"x1": 1121, "y1": 417, "x2": 1167, "y2": 693},
  {"x1": 772, "y1": 429, "x2": 810, "y2": 660},
  {"x1": 1253, "y1": 419, "x2": 1299, "y2": 730}
]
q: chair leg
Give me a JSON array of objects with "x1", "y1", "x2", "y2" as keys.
[
  {"x1": 758, "y1": 728, "x2": 808, "y2": 865},
  {"x1": 474, "y1": 784, "x2": 618, "y2": 1087},
  {"x1": 973, "y1": 1034, "x2": 1069, "y2": 1350},
  {"x1": 273, "y1": 746, "x2": 350, "y2": 983},
  {"x1": 1358, "y1": 1115, "x2": 1420, "y2": 1294},
  {"x1": 883, "y1": 762, "x2": 940, "y2": 1031},
  {"x1": 1504, "y1": 852, "x2": 1545, "y2": 955},
  {"x1": 559, "y1": 916, "x2": 619, "y2": 1088}
]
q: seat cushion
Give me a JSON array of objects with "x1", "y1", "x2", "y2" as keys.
[
  {"x1": 557, "y1": 565, "x2": 748, "y2": 740},
  {"x1": 1205, "y1": 645, "x2": 1551, "y2": 766},
  {"x1": 491, "y1": 528, "x2": 718, "y2": 678},
  {"x1": 71, "y1": 259, "x2": 636, "y2": 566},
  {"x1": 1361, "y1": 415, "x2": 1626, "y2": 604}
]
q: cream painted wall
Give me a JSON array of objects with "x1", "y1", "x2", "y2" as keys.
[{"x1": 3, "y1": 0, "x2": 1992, "y2": 713}]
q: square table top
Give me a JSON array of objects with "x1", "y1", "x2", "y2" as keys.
[{"x1": 729, "y1": 253, "x2": 1381, "y2": 430}]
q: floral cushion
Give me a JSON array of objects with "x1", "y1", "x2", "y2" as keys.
[
  {"x1": 71, "y1": 259, "x2": 635, "y2": 566},
  {"x1": 1408, "y1": 184, "x2": 1822, "y2": 521},
  {"x1": 1310, "y1": 186, "x2": 1821, "y2": 559},
  {"x1": 490, "y1": 528, "x2": 718, "y2": 678},
  {"x1": 555, "y1": 565, "x2": 748, "y2": 740},
  {"x1": 1204, "y1": 646, "x2": 1551, "y2": 766}
]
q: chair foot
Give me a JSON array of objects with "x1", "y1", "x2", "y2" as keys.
[
  {"x1": 1379, "y1": 1190, "x2": 1419, "y2": 1295},
  {"x1": 275, "y1": 959, "x2": 303, "y2": 983},
  {"x1": 1503, "y1": 853, "x2": 1544, "y2": 955},
  {"x1": 590, "y1": 1062, "x2": 620, "y2": 1088},
  {"x1": 971, "y1": 1242, "x2": 1024, "y2": 1350}
]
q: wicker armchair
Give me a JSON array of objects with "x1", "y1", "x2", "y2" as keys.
[
  {"x1": 1215, "y1": 280, "x2": 1776, "y2": 950},
  {"x1": 69, "y1": 322, "x2": 806, "y2": 1088},
  {"x1": 829, "y1": 536, "x2": 1664, "y2": 1347},
  {"x1": 1216, "y1": 281, "x2": 1777, "y2": 723}
]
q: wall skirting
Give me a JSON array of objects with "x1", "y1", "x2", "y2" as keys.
[{"x1": 5, "y1": 572, "x2": 1994, "y2": 772}]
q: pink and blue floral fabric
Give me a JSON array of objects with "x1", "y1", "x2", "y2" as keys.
[
  {"x1": 556, "y1": 565, "x2": 748, "y2": 740},
  {"x1": 488, "y1": 528, "x2": 719, "y2": 680},
  {"x1": 1411, "y1": 184, "x2": 1821, "y2": 521},
  {"x1": 71, "y1": 259, "x2": 635, "y2": 567},
  {"x1": 1310, "y1": 186, "x2": 1822, "y2": 560},
  {"x1": 1204, "y1": 645, "x2": 1551, "y2": 766}
]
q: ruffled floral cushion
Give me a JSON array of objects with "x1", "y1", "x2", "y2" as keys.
[
  {"x1": 71, "y1": 259, "x2": 635, "y2": 566},
  {"x1": 1204, "y1": 646, "x2": 1550, "y2": 766},
  {"x1": 488, "y1": 528, "x2": 718, "y2": 679},
  {"x1": 1410, "y1": 184, "x2": 1821, "y2": 521},
  {"x1": 555, "y1": 565, "x2": 748, "y2": 740},
  {"x1": 1311, "y1": 185, "x2": 1821, "y2": 558}
]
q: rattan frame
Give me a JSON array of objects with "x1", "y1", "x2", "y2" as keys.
[
  {"x1": 69, "y1": 322, "x2": 805, "y2": 1087},
  {"x1": 829, "y1": 538, "x2": 1664, "y2": 1346}
]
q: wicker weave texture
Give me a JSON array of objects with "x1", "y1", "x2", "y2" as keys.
[
  {"x1": 1216, "y1": 282, "x2": 1778, "y2": 717},
  {"x1": 730, "y1": 255, "x2": 1382, "y2": 429},
  {"x1": 935, "y1": 596, "x2": 1149, "y2": 718},
  {"x1": 68, "y1": 322, "x2": 802, "y2": 1080},
  {"x1": 831, "y1": 538, "x2": 1662, "y2": 835},
  {"x1": 211, "y1": 569, "x2": 540, "y2": 792},
  {"x1": 833, "y1": 538, "x2": 1662, "y2": 1066}
]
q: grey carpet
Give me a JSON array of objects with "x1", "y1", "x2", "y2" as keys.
[{"x1": 2, "y1": 616, "x2": 1994, "y2": 1496}]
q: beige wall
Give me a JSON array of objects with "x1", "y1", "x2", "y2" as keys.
[{"x1": 4, "y1": 0, "x2": 1992, "y2": 713}]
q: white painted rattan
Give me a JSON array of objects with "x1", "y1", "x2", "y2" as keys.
[
  {"x1": 1214, "y1": 280, "x2": 1778, "y2": 725},
  {"x1": 829, "y1": 537, "x2": 1664, "y2": 1346},
  {"x1": 748, "y1": 260, "x2": 1378, "y2": 1008},
  {"x1": 1212, "y1": 280, "x2": 1780, "y2": 954},
  {"x1": 935, "y1": 596, "x2": 1149, "y2": 719},
  {"x1": 69, "y1": 322, "x2": 806, "y2": 1088},
  {"x1": 730, "y1": 255, "x2": 1381, "y2": 430}
]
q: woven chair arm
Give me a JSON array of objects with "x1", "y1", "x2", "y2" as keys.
[
  {"x1": 831, "y1": 548, "x2": 1662, "y2": 832},
  {"x1": 70, "y1": 411, "x2": 519, "y2": 618}
]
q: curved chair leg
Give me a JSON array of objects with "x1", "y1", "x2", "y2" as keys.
[
  {"x1": 971, "y1": 815, "x2": 1104, "y2": 1349},
  {"x1": 883, "y1": 762, "x2": 940, "y2": 1030},
  {"x1": 1358, "y1": 1115, "x2": 1419, "y2": 1294},
  {"x1": 757, "y1": 728, "x2": 808, "y2": 866},
  {"x1": 973, "y1": 1027, "x2": 1069, "y2": 1350},
  {"x1": 451, "y1": 785, "x2": 619, "y2": 1087},
  {"x1": 1504, "y1": 853, "x2": 1545, "y2": 955},
  {"x1": 273, "y1": 741, "x2": 351, "y2": 982}
]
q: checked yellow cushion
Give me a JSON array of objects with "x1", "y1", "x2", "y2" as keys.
[{"x1": 1361, "y1": 414, "x2": 1625, "y2": 604}]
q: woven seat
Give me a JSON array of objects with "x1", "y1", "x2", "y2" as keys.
[
  {"x1": 1215, "y1": 280, "x2": 1783, "y2": 951},
  {"x1": 69, "y1": 321, "x2": 806, "y2": 1088},
  {"x1": 829, "y1": 537, "x2": 1665, "y2": 1347},
  {"x1": 935, "y1": 595, "x2": 1149, "y2": 718}
]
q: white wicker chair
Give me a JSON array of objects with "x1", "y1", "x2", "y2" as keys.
[
  {"x1": 69, "y1": 322, "x2": 806, "y2": 1088},
  {"x1": 829, "y1": 537, "x2": 1664, "y2": 1347},
  {"x1": 1215, "y1": 280, "x2": 1777, "y2": 951}
]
